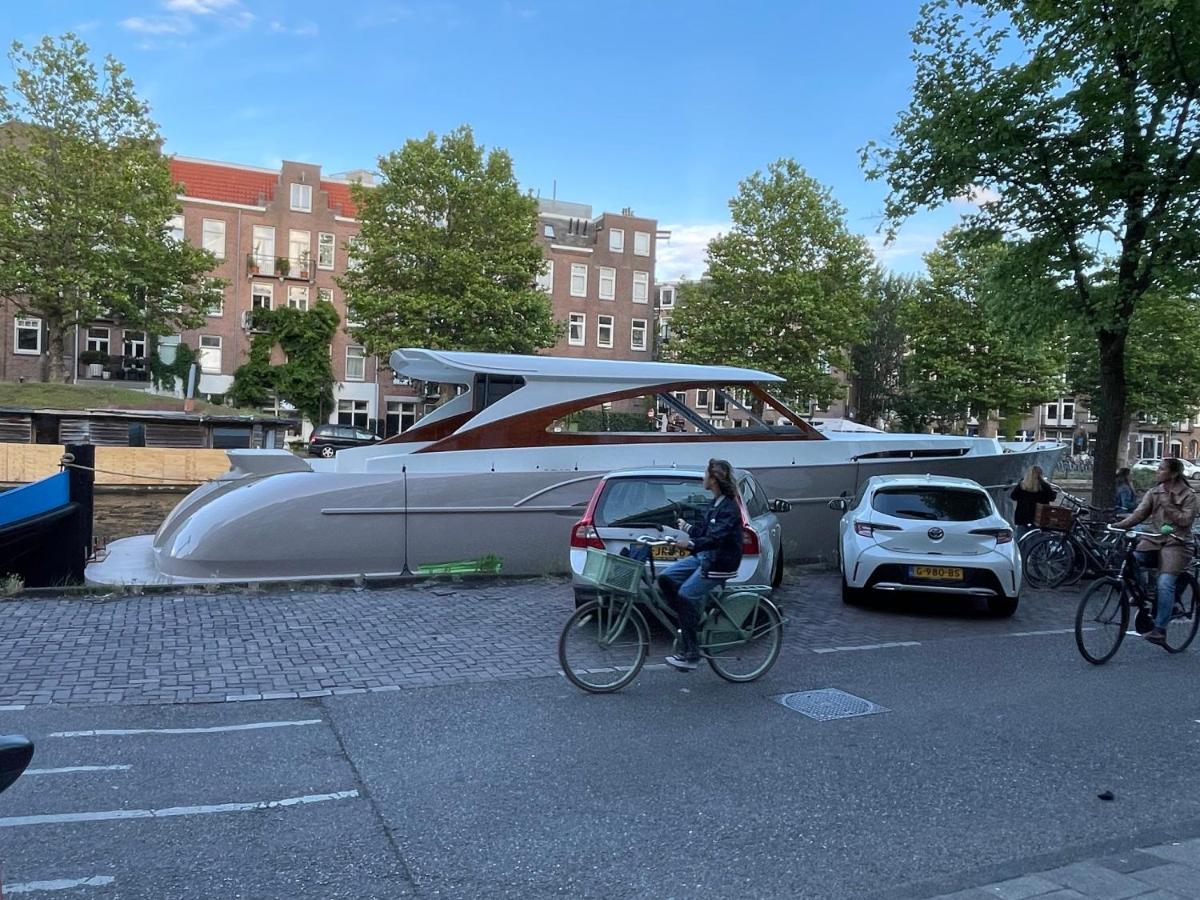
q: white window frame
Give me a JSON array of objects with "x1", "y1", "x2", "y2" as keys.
[
  {"x1": 345, "y1": 345, "x2": 366, "y2": 381},
  {"x1": 598, "y1": 267, "x2": 616, "y2": 300},
  {"x1": 536, "y1": 260, "x2": 553, "y2": 293},
  {"x1": 659, "y1": 285, "x2": 675, "y2": 308},
  {"x1": 167, "y1": 214, "x2": 184, "y2": 243},
  {"x1": 251, "y1": 282, "x2": 273, "y2": 309},
  {"x1": 570, "y1": 263, "x2": 588, "y2": 298},
  {"x1": 696, "y1": 389, "x2": 710, "y2": 408},
  {"x1": 596, "y1": 314, "x2": 614, "y2": 348},
  {"x1": 632, "y1": 271, "x2": 649, "y2": 303},
  {"x1": 207, "y1": 291, "x2": 224, "y2": 317},
  {"x1": 633, "y1": 231, "x2": 651, "y2": 256},
  {"x1": 86, "y1": 327, "x2": 110, "y2": 355},
  {"x1": 122, "y1": 330, "x2": 147, "y2": 360},
  {"x1": 202, "y1": 218, "x2": 226, "y2": 259},
  {"x1": 287, "y1": 285, "x2": 309, "y2": 310},
  {"x1": 386, "y1": 399, "x2": 418, "y2": 436},
  {"x1": 13, "y1": 317, "x2": 40, "y2": 355},
  {"x1": 543, "y1": 223, "x2": 555, "y2": 239},
  {"x1": 630, "y1": 318, "x2": 647, "y2": 351},
  {"x1": 317, "y1": 287, "x2": 333, "y2": 304},
  {"x1": 317, "y1": 232, "x2": 335, "y2": 270},
  {"x1": 289, "y1": 230, "x2": 311, "y2": 271},
  {"x1": 252, "y1": 225, "x2": 275, "y2": 269},
  {"x1": 568, "y1": 312, "x2": 585, "y2": 346},
  {"x1": 608, "y1": 227, "x2": 624, "y2": 252},
  {"x1": 290, "y1": 183, "x2": 312, "y2": 212},
  {"x1": 711, "y1": 391, "x2": 727, "y2": 414},
  {"x1": 198, "y1": 335, "x2": 222, "y2": 373}
]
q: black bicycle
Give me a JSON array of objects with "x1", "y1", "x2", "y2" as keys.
[
  {"x1": 1023, "y1": 492, "x2": 1120, "y2": 589},
  {"x1": 1074, "y1": 526, "x2": 1200, "y2": 664}
]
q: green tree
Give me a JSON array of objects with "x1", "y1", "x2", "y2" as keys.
[
  {"x1": 668, "y1": 158, "x2": 873, "y2": 406},
  {"x1": 863, "y1": 0, "x2": 1200, "y2": 506},
  {"x1": 0, "y1": 34, "x2": 221, "y2": 382},
  {"x1": 849, "y1": 270, "x2": 919, "y2": 428},
  {"x1": 340, "y1": 126, "x2": 558, "y2": 357}
]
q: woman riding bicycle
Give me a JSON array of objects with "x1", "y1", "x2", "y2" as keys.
[
  {"x1": 659, "y1": 458, "x2": 743, "y2": 671},
  {"x1": 1114, "y1": 458, "x2": 1197, "y2": 646}
]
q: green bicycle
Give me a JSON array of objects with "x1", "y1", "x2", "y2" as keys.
[{"x1": 558, "y1": 537, "x2": 785, "y2": 693}]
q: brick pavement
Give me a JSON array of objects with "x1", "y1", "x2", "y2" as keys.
[{"x1": 0, "y1": 571, "x2": 1081, "y2": 708}]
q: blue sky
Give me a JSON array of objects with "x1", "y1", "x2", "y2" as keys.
[{"x1": 7, "y1": 0, "x2": 979, "y2": 279}]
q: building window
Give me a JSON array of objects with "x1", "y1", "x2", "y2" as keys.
[
  {"x1": 289, "y1": 230, "x2": 311, "y2": 271},
  {"x1": 1061, "y1": 398, "x2": 1075, "y2": 424},
  {"x1": 199, "y1": 335, "x2": 222, "y2": 373},
  {"x1": 317, "y1": 288, "x2": 333, "y2": 304},
  {"x1": 568, "y1": 312, "x2": 585, "y2": 346},
  {"x1": 337, "y1": 399, "x2": 369, "y2": 429},
  {"x1": 167, "y1": 215, "x2": 184, "y2": 243},
  {"x1": 696, "y1": 389, "x2": 710, "y2": 408},
  {"x1": 609, "y1": 227, "x2": 624, "y2": 252},
  {"x1": 123, "y1": 330, "x2": 147, "y2": 360},
  {"x1": 536, "y1": 260, "x2": 553, "y2": 293},
  {"x1": 659, "y1": 285, "x2": 675, "y2": 308},
  {"x1": 288, "y1": 286, "x2": 309, "y2": 310},
  {"x1": 659, "y1": 321, "x2": 671, "y2": 342},
  {"x1": 597, "y1": 315, "x2": 614, "y2": 348},
  {"x1": 598, "y1": 266, "x2": 616, "y2": 300},
  {"x1": 290, "y1": 183, "x2": 312, "y2": 212},
  {"x1": 633, "y1": 271, "x2": 649, "y2": 303},
  {"x1": 86, "y1": 327, "x2": 110, "y2": 355},
  {"x1": 345, "y1": 345, "x2": 366, "y2": 381},
  {"x1": 570, "y1": 263, "x2": 587, "y2": 298},
  {"x1": 13, "y1": 317, "x2": 40, "y2": 355},
  {"x1": 631, "y1": 318, "x2": 647, "y2": 351},
  {"x1": 712, "y1": 391, "x2": 727, "y2": 414},
  {"x1": 634, "y1": 231, "x2": 651, "y2": 256},
  {"x1": 202, "y1": 218, "x2": 226, "y2": 259},
  {"x1": 317, "y1": 232, "x2": 335, "y2": 269},
  {"x1": 252, "y1": 225, "x2": 275, "y2": 269},
  {"x1": 385, "y1": 399, "x2": 418, "y2": 437},
  {"x1": 543, "y1": 224, "x2": 555, "y2": 239},
  {"x1": 251, "y1": 282, "x2": 273, "y2": 309}
]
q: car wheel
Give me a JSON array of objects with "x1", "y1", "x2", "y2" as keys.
[
  {"x1": 841, "y1": 574, "x2": 863, "y2": 606},
  {"x1": 987, "y1": 595, "x2": 1019, "y2": 618},
  {"x1": 771, "y1": 550, "x2": 784, "y2": 589},
  {"x1": 320, "y1": 445, "x2": 336, "y2": 458}
]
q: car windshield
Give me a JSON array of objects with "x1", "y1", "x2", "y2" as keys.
[
  {"x1": 594, "y1": 477, "x2": 715, "y2": 529},
  {"x1": 872, "y1": 488, "x2": 992, "y2": 522}
]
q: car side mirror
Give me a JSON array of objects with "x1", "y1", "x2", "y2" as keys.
[
  {"x1": 828, "y1": 498, "x2": 848, "y2": 511},
  {"x1": 0, "y1": 735, "x2": 34, "y2": 796},
  {"x1": 767, "y1": 499, "x2": 791, "y2": 513}
]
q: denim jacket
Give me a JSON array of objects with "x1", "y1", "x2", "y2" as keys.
[{"x1": 683, "y1": 495, "x2": 744, "y2": 577}]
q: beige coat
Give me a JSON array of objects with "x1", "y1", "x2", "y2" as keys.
[{"x1": 1116, "y1": 479, "x2": 1198, "y2": 574}]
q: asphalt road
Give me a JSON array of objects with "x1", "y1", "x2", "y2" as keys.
[{"x1": 1, "y1": 574, "x2": 1199, "y2": 899}]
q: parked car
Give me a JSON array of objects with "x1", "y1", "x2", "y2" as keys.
[
  {"x1": 569, "y1": 467, "x2": 790, "y2": 605},
  {"x1": 1132, "y1": 458, "x2": 1200, "y2": 478},
  {"x1": 832, "y1": 474, "x2": 1021, "y2": 616},
  {"x1": 307, "y1": 424, "x2": 381, "y2": 458},
  {"x1": 0, "y1": 735, "x2": 34, "y2": 900}
]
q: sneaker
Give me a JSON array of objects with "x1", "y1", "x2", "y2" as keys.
[
  {"x1": 1144, "y1": 628, "x2": 1167, "y2": 646},
  {"x1": 665, "y1": 654, "x2": 700, "y2": 671}
]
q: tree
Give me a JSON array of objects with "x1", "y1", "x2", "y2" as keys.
[
  {"x1": 849, "y1": 270, "x2": 918, "y2": 428},
  {"x1": 0, "y1": 34, "x2": 221, "y2": 382},
  {"x1": 340, "y1": 126, "x2": 558, "y2": 358},
  {"x1": 668, "y1": 158, "x2": 873, "y2": 406},
  {"x1": 863, "y1": 0, "x2": 1200, "y2": 507}
]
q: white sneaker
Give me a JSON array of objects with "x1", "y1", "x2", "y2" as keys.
[{"x1": 665, "y1": 654, "x2": 699, "y2": 671}]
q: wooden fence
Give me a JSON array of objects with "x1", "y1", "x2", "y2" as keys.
[{"x1": 0, "y1": 444, "x2": 230, "y2": 486}]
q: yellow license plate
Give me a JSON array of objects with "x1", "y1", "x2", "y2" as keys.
[
  {"x1": 911, "y1": 566, "x2": 964, "y2": 581},
  {"x1": 652, "y1": 545, "x2": 687, "y2": 561}
]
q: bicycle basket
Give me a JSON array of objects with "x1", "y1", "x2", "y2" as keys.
[
  {"x1": 581, "y1": 549, "x2": 645, "y2": 595},
  {"x1": 1034, "y1": 503, "x2": 1073, "y2": 530}
]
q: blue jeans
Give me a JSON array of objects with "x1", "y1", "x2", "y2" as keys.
[
  {"x1": 658, "y1": 554, "x2": 724, "y2": 659},
  {"x1": 1135, "y1": 551, "x2": 1178, "y2": 630}
]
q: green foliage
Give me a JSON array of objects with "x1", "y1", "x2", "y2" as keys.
[
  {"x1": 667, "y1": 158, "x2": 873, "y2": 406},
  {"x1": 149, "y1": 342, "x2": 197, "y2": 393},
  {"x1": 863, "y1": 0, "x2": 1200, "y2": 505},
  {"x1": 849, "y1": 270, "x2": 919, "y2": 427},
  {"x1": 229, "y1": 304, "x2": 340, "y2": 425},
  {"x1": 565, "y1": 410, "x2": 656, "y2": 432},
  {"x1": 340, "y1": 125, "x2": 559, "y2": 356},
  {"x1": 0, "y1": 34, "x2": 223, "y2": 382}
]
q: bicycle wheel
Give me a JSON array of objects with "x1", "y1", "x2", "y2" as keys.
[
  {"x1": 1062, "y1": 534, "x2": 1088, "y2": 586},
  {"x1": 1024, "y1": 532, "x2": 1076, "y2": 589},
  {"x1": 558, "y1": 598, "x2": 648, "y2": 693},
  {"x1": 1075, "y1": 577, "x2": 1129, "y2": 665},
  {"x1": 1164, "y1": 571, "x2": 1200, "y2": 653},
  {"x1": 704, "y1": 593, "x2": 783, "y2": 683}
]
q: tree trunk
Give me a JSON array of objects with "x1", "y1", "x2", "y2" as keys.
[
  {"x1": 1092, "y1": 329, "x2": 1127, "y2": 509},
  {"x1": 47, "y1": 325, "x2": 71, "y2": 384}
]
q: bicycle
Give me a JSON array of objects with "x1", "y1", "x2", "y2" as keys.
[
  {"x1": 1022, "y1": 492, "x2": 1121, "y2": 589},
  {"x1": 558, "y1": 537, "x2": 785, "y2": 693},
  {"x1": 1074, "y1": 525, "x2": 1200, "y2": 664}
]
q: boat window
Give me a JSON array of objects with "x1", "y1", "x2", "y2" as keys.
[
  {"x1": 549, "y1": 397, "x2": 658, "y2": 433},
  {"x1": 871, "y1": 488, "x2": 992, "y2": 521},
  {"x1": 473, "y1": 374, "x2": 525, "y2": 412}
]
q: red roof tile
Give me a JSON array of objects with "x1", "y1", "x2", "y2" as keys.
[
  {"x1": 322, "y1": 181, "x2": 358, "y2": 218},
  {"x1": 170, "y1": 159, "x2": 277, "y2": 207}
]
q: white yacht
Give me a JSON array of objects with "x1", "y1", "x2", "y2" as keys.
[{"x1": 86, "y1": 348, "x2": 1063, "y2": 585}]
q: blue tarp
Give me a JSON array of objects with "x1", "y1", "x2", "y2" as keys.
[{"x1": 0, "y1": 471, "x2": 70, "y2": 529}]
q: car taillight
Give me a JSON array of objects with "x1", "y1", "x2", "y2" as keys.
[
  {"x1": 309, "y1": 432, "x2": 318, "y2": 442},
  {"x1": 571, "y1": 521, "x2": 605, "y2": 550},
  {"x1": 741, "y1": 526, "x2": 759, "y2": 555},
  {"x1": 995, "y1": 529, "x2": 1013, "y2": 544},
  {"x1": 854, "y1": 521, "x2": 874, "y2": 538}
]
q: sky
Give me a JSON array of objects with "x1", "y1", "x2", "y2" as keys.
[{"x1": 4, "y1": 0, "x2": 982, "y2": 280}]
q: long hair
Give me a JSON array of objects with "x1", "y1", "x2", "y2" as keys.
[
  {"x1": 707, "y1": 458, "x2": 737, "y2": 499},
  {"x1": 1166, "y1": 458, "x2": 1188, "y2": 482},
  {"x1": 1115, "y1": 467, "x2": 1131, "y2": 486},
  {"x1": 1019, "y1": 465, "x2": 1046, "y2": 493}
]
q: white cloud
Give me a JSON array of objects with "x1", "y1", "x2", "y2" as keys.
[
  {"x1": 163, "y1": 0, "x2": 237, "y2": 13},
  {"x1": 951, "y1": 185, "x2": 1001, "y2": 207},
  {"x1": 120, "y1": 15, "x2": 193, "y2": 34},
  {"x1": 655, "y1": 222, "x2": 729, "y2": 282},
  {"x1": 866, "y1": 230, "x2": 943, "y2": 266}
]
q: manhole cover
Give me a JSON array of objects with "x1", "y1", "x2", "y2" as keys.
[{"x1": 775, "y1": 688, "x2": 889, "y2": 721}]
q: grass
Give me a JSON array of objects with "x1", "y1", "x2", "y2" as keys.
[{"x1": 0, "y1": 381, "x2": 261, "y2": 416}]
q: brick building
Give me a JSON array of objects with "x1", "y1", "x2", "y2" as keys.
[{"x1": 1015, "y1": 395, "x2": 1200, "y2": 462}]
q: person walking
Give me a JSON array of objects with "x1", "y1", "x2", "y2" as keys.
[
  {"x1": 1114, "y1": 467, "x2": 1138, "y2": 513},
  {"x1": 1010, "y1": 465, "x2": 1057, "y2": 541}
]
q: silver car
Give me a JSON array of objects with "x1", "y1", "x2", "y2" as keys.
[{"x1": 569, "y1": 467, "x2": 789, "y2": 605}]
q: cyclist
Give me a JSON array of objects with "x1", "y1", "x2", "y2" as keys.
[
  {"x1": 659, "y1": 458, "x2": 743, "y2": 671},
  {"x1": 1114, "y1": 457, "x2": 1198, "y2": 646}
]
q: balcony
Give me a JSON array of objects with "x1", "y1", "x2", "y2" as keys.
[
  {"x1": 76, "y1": 354, "x2": 150, "y2": 383},
  {"x1": 245, "y1": 253, "x2": 316, "y2": 283},
  {"x1": 241, "y1": 309, "x2": 271, "y2": 333}
]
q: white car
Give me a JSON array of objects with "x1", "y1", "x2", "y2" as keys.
[
  {"x1": 832, "y1": 475, "x2": 1021, "y2": 616},
  {"x1": 1132, "y1": 458, "x2": 1200, "y2": 478}
]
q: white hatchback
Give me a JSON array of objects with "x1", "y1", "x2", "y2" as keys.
[{"x1": 832, "y1": 475, "x2": 1021, "y2": 616}]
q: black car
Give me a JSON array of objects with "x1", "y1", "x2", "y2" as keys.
[{"x1": 308, "y1": 424, "x2": 381, "y2": 457}]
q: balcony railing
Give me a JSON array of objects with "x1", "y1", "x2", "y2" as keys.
[
  {"x1": 245, "y1": 254, "x2": 316, "y2": 282},
  {"x1": 77, "y1": 354, "x2": 150, "y2": 382}
]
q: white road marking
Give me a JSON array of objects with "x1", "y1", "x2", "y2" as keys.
[
  {"x1": 50, "y1": 719, "x2": 322, "y2": 738},
  {"x1": 3, "y1": 875, "x2": 115, "y2": 894},
  {"x1": 0, "y1": 789, "x2": 359, "y2": 829},
  {"x1": 0, "y1": 705, "x2": 27, "y2": 711},
  {"x1": 25, "y1": 766, "x2": 132, "y2": 776},
  {"x1": 811, "y1": 641, "x2": 921, "y2": 654},
  {"x1": 1007, "y1": 628, "x2": 1079, "y2": 637}
]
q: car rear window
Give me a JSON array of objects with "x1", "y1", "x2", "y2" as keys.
[
  {"x1": 594, "y1": 477, "x2": 713, "y2": 528},
  {"x1": 871, "y1": 488, "x2": 992, "y2": 522}
]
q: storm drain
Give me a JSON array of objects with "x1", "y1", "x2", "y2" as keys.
[{"x1": 775, "y1": 688, "x2": 889, "y2": 722}]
